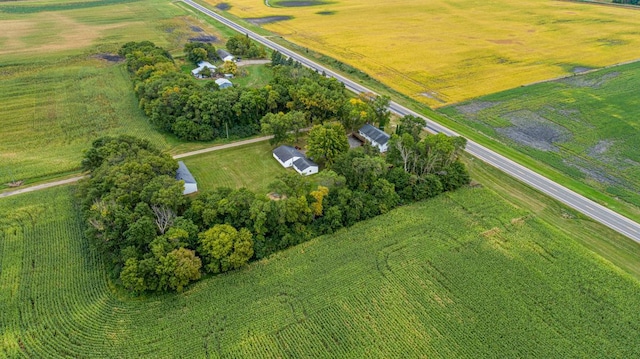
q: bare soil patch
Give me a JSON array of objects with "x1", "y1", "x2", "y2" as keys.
[
  {"x1": 571, "y1": 66, "x2": 592, "y2": 73},
  {"x1": 454, "y1": 101, "x2": 500, "y2": 116},
  {"x1": 316, "y1": 10, "x2": 335, "y2": 15},
  {"x1": 93, "y1": 53, "x2": 124, "y2": 63},
  {"x1": 245, "y1": 16, "x2": 293, "y2": 25},
  {"x1": 419, "y1": 92, "x2": 446, "y2": 103},
  {"x1": 190, "y1": 25, "x2": 203, "y2": 32},
  {"x1": 496, "y1": 110, "x2": 570, "y2": 152},
  {"x1": 561, "y1": 71, "x2": 619, "y2": 88},
  {"x1": 189, "y1": 35, "x2": 218, "y2": 43},
  {"x1": 588, "y1": 140, "x2": 613, "y2": 157},
  {"x1": 563, "y1": 157, "x2": 620, "y2": 186}
]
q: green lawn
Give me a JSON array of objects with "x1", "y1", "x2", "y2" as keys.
[
  {"x1": 2, "y1": 182, "x2": 640, "y2": 357},
  {"x1": 233, "y1": 64, "x2": 274, "y2": 88},
  {"x1": 440, "y1": 62, "x2": 640, "y2": 209},
  {"x1": 182, "y1": 141, "x2": 287, "y2": 194}
]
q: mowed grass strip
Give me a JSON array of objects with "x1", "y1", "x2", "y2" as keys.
[
  {"x1": 208, "y1": 0, "x2": 640, "y2": 106},
  {"x1": 182, "y1": 141, "x2": 286, "y2": 194},
  {"x1": 1, "y1": 184, "x2": 640, "y2": 357}
]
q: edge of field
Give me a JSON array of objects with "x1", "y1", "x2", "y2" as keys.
[{"x1": 182, "y1": 0, "x2": 640, "y2": 225}]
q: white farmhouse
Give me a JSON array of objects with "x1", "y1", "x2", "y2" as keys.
[
  {"x1": 358, "y1": 124, "x2": 390, "y2": 153},
  {"x1": 191, "y1": 61, "x2": 217, "y2": 78},
  {"x1": 176, "y1": 161, "x2": 198, "y2": 195},
  {"x1": 272, "y1": 145, "x2": 304, "y2": 168},
  {"x1": 292, "y1": 157, "x2": 318, "y2": 176}
]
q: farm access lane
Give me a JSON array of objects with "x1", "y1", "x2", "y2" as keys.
[
  {"x1": 0, "y1": 135, "x2": 275, "y2": 199},
  {"x1": 181, "y1": 0, "x2": 640, "y2": 243}
]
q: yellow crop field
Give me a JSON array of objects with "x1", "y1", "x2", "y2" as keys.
[{"x1": 210, "y1": 0, "x2": 640, "y2": 106}]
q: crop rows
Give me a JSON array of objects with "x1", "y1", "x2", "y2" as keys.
[{"x1": 2, "y1": 186, "x2": 640, "y2": 357}]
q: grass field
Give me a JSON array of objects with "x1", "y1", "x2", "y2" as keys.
[
  {"x1": 182, "y1": 141, "x2": 286, "y2": 194},
  {"x1": 207, "y1": 0, "x2": 640, "y2": 107},
  {"x1": 0, "y1": 0, "x2": 232, "y2": 187},
  {"x1": 441, "y1": 62, "x2": 640, "y2": 207},
  {"x1": 2, "y1": 178, "x2": 640, "y2": 357}
]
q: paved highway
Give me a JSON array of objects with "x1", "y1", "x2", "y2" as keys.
[{"x1": 182, "y1": 0, "x2": 640, "y2": 243}]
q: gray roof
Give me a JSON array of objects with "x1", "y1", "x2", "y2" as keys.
[
  {"x1": 217, "y1": 49, "x2": 232, "y2": 59},
  {"x1": 359, "y1": 124, "x2": 390, "y2": 145},
  {"x1": 215, "y1": 78, "x2": 232, "y2": 87},
  {"x1": 273, "y1": 145, "x2": 304, "y2": 163},
  {"x1": 293, "y1": 157, "x2": 318, "y2": 171},
  {"x1": 176, "y1": 161, "x2": 196, "y2": 184}
]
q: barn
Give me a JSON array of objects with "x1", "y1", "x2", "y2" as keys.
[
  {"x1": 358, "y1": 124, "x2": 390, "y2": 153},
  {"x1": 176, "y1": 161, "x2": 198, "y2": 195}
]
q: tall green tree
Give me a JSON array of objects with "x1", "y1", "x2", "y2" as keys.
[
  {"x1": 260, "y1": 111, "x2": 307, "y2": 145},
  {"x1": 306, "y1": 123, "x2": 349, "y2": 166},
  {"x1": 198, "y1": 224, "x2": 254, "y2": 274},
  {"x1": 156, "y1": 247, "x2": 202, "y2": 292}
]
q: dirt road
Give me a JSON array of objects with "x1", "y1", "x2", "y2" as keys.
[{"x1": 0, "y1": 135, "x2": 274, "y2": 199}]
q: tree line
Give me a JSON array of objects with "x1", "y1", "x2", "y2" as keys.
[
  {"x1": 79, "y1": 130, "x2": 469, "y2": 293},
  {"x1": 120, "y1": 42, "x2": 398, "y2": 144}
]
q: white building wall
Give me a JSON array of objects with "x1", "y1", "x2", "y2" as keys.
[{"x1": 183, "y1": 183, "x2": 198, "y2": 195}]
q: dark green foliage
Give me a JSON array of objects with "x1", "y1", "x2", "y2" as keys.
[
  {"x1": 80, "y1": 136, "x2": 206, "y2": 293},
  {"x1": 306, "y1": 122, "x2": 350, "y2": 165},
  {"x1": 184, "y1": 42, "x2": 216, "y2": 64},
  {"x1": 226, "y1": 35, "x2": 266, "y2": 58},
  {"x1": 120, "y1": 42, "x2": 347, "y2": 142},
  {"x1": 613, "y1": 0, "x2": 639, "y2": 4}
]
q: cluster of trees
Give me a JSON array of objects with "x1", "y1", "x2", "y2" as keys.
[
  {"x1": 226, "y1": 34, "x2": 266, "y2": 58},
  {"x1": 183, "y1": 42, "x2": 216, "y2": 64},
  {"x1": 79, "y1": 136, "x2": 255, "y2": 293},
  {"x1": 120, "y1": 41, "x2": 358, "y2": 142},
  {"x1": 613, "y1": 0, "x2": 639, "y2": 5},
  {"x1": 79, "y1": 130, "x2": 469, "y2": 293}
]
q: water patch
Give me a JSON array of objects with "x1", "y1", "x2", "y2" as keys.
[
  {"x1": 245, "y1": 16, "x2": 293, "y2": 25},
  {"x1": 215, "y1": 3, "x2": 231, "y2": 10}
]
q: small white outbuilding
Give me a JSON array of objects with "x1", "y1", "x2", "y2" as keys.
[
  {"x1": 292, "y1": 157, "x2": 319, "y2": 176},
  {"x1": 176, "y1": 161, "x2": 198, "y2": 195},
  {"x1": 215, "y1": 78, "x2": 233, "y2": 89}
]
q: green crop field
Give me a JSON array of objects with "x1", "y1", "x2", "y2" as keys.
[
  {"x1": 441, "y1": 62, "x2": 640, "y2": 208},
  {"x1": 182, "y1": 141, "x2": 286, "y2": 194},
  {"x1": 0, "y1": 0, "x2": 231, "y2": 187},
  {"x1": 2, "y1": 179, "x2": 640, "y2": 357}
]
